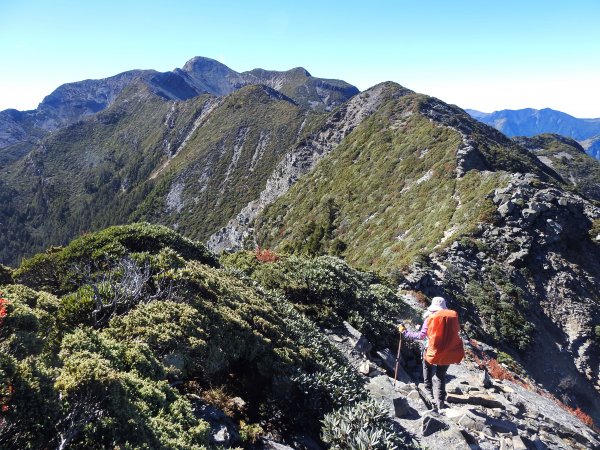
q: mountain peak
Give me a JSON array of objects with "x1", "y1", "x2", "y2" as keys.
[
  {"x1": 181, "y1": 56, "x2": 232, "y2": 74},
  {"x1": 286, "y1": 67, "x2": 311, "y2": 77}
]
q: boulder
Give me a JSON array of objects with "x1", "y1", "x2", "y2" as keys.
[
  {"x1": 498, "y1": 201, "x2": 514, "y2": 217},
  {"x1": 511, "y1": 435, "x2": 528, "y2": 450},
  {"x1": 422, "y1": 412, "x2": 449, "y2": 436},
  {"x1": 343, "y1": 321, "x2": 373, "y2": 354},
  {"x1": 393, "y1": 397, "x2": 411, "y2": 418},
  {"x1": 354, "y1": 335, "x2": 373, "y2": 354},
  {"x1": 358, "y1": 361, "x2": 371, "y2": 375},
  {"x1": 375, "y1": 348, "x2": 412, "y2": 382},
  {"x1": 365, "y1": 375, "x2": 401, "y2": 409},
  {"x1": 263, "y1": 441, "x2": 294, "y2": 450},
  {"x1": 212, "y1": 425, "x2": 231, "y2": 446},
  {"x1": 457, "y1": 412, "x2": 486, "y2": 432},
  {"x1": 480, "y1": 368, "x2": 492, "y2": 389},
  {"x1": 521, "y1": 208, "x2": 540, "y2": 220}
]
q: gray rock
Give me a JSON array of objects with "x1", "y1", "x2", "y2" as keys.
[
  {"x1": 358, "y1": 361, "x2": 371, "y2": 375},
  {"x1": 394, "y1": 381, "x2": 414, "y2": 394},
  {"x1": 263, "y1": 440, "x2": 295, "y2": 450},
  {"x1": 422, "y1": 412, "x2": 449, "y2": 436},
  {"x1": 407, "y1": 389, "x2": 422, "y2": 401},
  {"x1": 426, "y1": 429, "x2": 471, "y2": 449},
  {"x1": 365, "y1": 375, "x2": 402, "y2": 415},
  {"x1": 480, "y1": 368, "x2": 492, "y2": 389},
  {"x1": 457, "y1": 412, "x2": 486, "y2": 432},
  {"x1": 212, "y1": 425, "x2": 231, "y2": 446},
  {"x1": 354, "y1": 335, "x2": 373, "y2": 354},
  {"x1": 393, "y1": 396, "x2": 411, "y2": 418},
  {"x1": 343, "y1": 321, "x2": 373, "y2": 354},
  {"x1": 447, "y1": 393, "x2": 505, "y2": 409},
  {"x1": 486, "y1": 415, "x2": 518, "y2": 435},
  {"x1": 375, "y1": 348, "x2": 412, "y2": 382},
  {"x1": 498, "y1": 201, "x2": 514, "y2": 217},
  {"x1": 512, "y1": 435, "x2": 528, "y2": 450},
  {"x1": 521, "y1": 208, "x2": 540, "y2": 220},
  {"x1": 342, "y1": 320, "x2": 362, "y2": 341},
  {"x1": 368, "y1": 367, "x2": 385, "y2": 377}
]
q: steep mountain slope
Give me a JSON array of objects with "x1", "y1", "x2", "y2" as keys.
[
  {"x1": 0, "y1": 81, "x2": 202, "y2": 264},
  {"x1": 247, "y1": 93, "x2": 600, "y2": 419},
  {"x1": 514, "y1": 133, "x2": 600, "y2": 201},
  {"x1": 0, "y1": 82, "x2": 312, "y2": 266},
  {"x1": 0, "y1": 56, "x2": 358, "y2": 162},
  {"x1": 253, "y1": 92, "x2": 557, "y2": 268},
  {"x1": 209, "y1": 82, "x2": 414, "y2": 253},
  {"x1": 132, "y1": 84, "x2": 312, "y2": 241}
]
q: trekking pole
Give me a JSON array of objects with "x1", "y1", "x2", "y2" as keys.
[{"x1": 393, "y1": 332, "x2": 402, "y2": 387}]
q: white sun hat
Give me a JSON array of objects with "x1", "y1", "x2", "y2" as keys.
[{"x1": 427, "y1": 296, "x2": 448, "y2": 312}]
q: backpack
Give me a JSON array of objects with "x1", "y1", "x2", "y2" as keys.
[{"x1": 424, "y1": 309, "x2": 465, "y2": 365}]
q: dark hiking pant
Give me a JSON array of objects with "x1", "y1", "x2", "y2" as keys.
[{"x1": 423, "y1": 358, "x2": 449, "y2": 403}]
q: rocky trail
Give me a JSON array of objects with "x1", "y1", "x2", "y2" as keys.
[
  {"x1": 325, "y1": 320, "x2": 600, "y2": 450},
  {"x1": 193, "y1": 315, "x2": 599, "y2": 449}
]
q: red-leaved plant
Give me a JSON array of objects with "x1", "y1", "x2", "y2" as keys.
[{"x1": 255, "y1": 247, "x2": 279, "y2": 263}]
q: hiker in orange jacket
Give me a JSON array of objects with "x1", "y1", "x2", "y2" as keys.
[{"x1": 398, "y1": 296, "x2": 464, "y2": 410}]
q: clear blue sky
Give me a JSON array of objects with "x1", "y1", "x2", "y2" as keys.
[{"x1": 1, "y1": 0, "x2": 599, "y2": 117}]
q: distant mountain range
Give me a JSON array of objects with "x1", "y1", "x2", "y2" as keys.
[
  {"x1": 467, "y1": 107, "x2": 600, "y2": 159},
  {"x1": 0, "y1": 56, "x2": 358, "y2": 165}
]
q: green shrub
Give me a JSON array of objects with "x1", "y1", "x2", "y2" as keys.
[
  {"x1": 238, "y1": 420, "x2": 263, "y2": 444},
  {"x1": 13, "y1": 223, "x2": 218, "y2": 294},
  {"x1": 224, "y1": 252, "x2": 408, "y2": 349},
  {"x1": 3, "y1": 225, "x2": 395, "y2": 446},
  {"x1": 464, "y1": 279, "x2": 532, "y2": 351},
  {"x1": 321, "y1": 400, "x2": 403, "y2": 449}
]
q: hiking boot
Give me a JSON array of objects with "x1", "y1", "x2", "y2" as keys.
[{"x1": 424, "y1": 390, "x2": 435, "y2": 407}]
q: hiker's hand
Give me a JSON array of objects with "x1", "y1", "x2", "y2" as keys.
[{"x1": 397, "y1": 323, "x2": 406, "y2": 333}]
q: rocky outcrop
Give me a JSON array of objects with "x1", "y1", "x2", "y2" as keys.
[
  {"x1": 208, "y1": 82, "x2": 413, "y2": 252},
  {"x1": 402, "y1": 172, "x2": 600, "y2": 420}
]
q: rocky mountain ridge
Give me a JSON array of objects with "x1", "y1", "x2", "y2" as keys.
[{"x1": 208, "y1": 82, "x2": 412, "y2": 252}]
